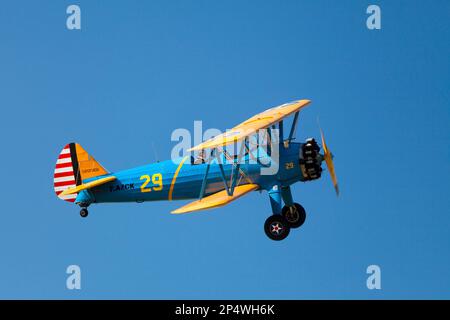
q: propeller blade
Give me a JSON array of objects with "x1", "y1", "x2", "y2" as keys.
[{"x1": 320, "y1": 127, "x2": 339, "y2": 196}]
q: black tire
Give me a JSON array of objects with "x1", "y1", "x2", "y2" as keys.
[
  {"x1": 264, "y1": 215, "x2": 290, "y2": 241},
  {"x1": 282, "y1": 203, "x2": 306, "y2": 228},
  {"x1": 80, "y1": 208, "x2": 89, "y2": 218}
]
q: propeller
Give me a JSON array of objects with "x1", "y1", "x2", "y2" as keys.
[{"x1": 319, "y1": 126, "x2": 339, "y2": 196}]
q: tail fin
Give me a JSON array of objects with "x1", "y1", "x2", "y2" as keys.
[{"x1": 53, "y1": 143, "x2": 109, "y2": 202}]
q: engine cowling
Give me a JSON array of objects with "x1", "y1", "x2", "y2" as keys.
[{"x1": 299, "y1": 138, "x2": 323, "y2": 181}]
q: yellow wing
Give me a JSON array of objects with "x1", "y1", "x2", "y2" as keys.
[
  {"x1": 188, "y1": 99, "x2": 310, "y2": 152},
  {"x1": 171, "y1": 184, "x2": 259, "y2": 214},
  {"x1": 59, "y1": 176, "x2": 116, "y2": 196}
]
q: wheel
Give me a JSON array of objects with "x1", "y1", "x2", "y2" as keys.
[
  {"x1": 282, "y1": 203, "x2": 306, "y2": 228},
  {"x1": 264, "y1": 215, "x2": 290, "y2": 241},
  {"x1": 80, "y1": 208, "x2": 89, "y2": 218}
]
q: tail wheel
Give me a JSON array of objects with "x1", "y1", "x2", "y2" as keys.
[
  {"x1": 80, "y1": 208, "x2": 89, "y2": 218},
  {"x1": 282, "y1": 203, "x2": 306, "y2": 228},
  {"x1": 264, "y1": 215, "x2": 290, "y2": 241}
]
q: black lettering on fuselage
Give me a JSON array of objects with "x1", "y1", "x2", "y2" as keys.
[{"x1": 109, "y1": 183, "x2": 135, "y2": 192}]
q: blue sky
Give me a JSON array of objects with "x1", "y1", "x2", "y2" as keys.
[{"x1": 0, "y1": 1, "x2": 449, "y2": 299}]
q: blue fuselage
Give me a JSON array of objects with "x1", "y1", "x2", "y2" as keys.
[{"x1": 77, "y1": 143, "x2": 307, "y2": 204}]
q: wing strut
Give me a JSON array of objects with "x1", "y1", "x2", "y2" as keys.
[
  {"x1": 287, "y1": 111, "x2": 300, "y2": 145},
  {"x1": 198, "y1": 138, "x2": 252, "y2": 200}
]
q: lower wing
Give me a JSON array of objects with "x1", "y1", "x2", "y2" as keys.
[{"x1": 172, "y1": 184, "x2": 259, "y2": 214}]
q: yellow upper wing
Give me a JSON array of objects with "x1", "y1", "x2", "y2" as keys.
[
  {"x1": 59, "y1": 176, "x2": 116, "y2": 196},
  {"x1": 171, "y1": 184, "x2": 259, "y2": 214},
  {"x1": 188, "y1": 99, "x2": 311, "y2": 151}
]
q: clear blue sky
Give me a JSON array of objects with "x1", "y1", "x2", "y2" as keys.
[{"x1": 0, "y1": 1, "x2": 448, "y2": 299}]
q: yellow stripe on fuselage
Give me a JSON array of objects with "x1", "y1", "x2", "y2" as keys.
[{"x1": 168, "y1": 156, "x2": 189, "y2": 201}]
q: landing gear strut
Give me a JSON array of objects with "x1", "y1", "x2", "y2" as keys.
[{"x1": 80, "y1": 208, "x2": 89, "y2": 218}]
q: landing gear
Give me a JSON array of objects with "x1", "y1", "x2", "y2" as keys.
[
  {"x1": 282, "y1": 203, "x2": 306, "y2": 229},
  {"x1": 80, "y1": 208, "x2": 89, "y2": 218},
  {"x1": 265, "y1": 185, "x2": 307, "y2": 241},
  {"x1": 264, "y1": 215, "x2": 290, "y2": 241}
]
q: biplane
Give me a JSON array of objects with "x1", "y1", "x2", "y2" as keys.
[{"x1": 53, "y1": 99, "x2": 338, "y2": 240}]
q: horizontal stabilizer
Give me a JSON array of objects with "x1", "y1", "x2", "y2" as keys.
[
  {"x1": 59, "y1": 176, "x2": 116, "y2": 196},
  {"x1": 172, "y1": 184, "x2": 259, "y2": 214}
]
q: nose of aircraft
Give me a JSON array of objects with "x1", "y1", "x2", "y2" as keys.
[{"x1": 299, "y1": 138, "x2": 323, "y2": 181}]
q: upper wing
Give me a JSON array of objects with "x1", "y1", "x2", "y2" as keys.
[
  {"x1": 59, "y1": 176, "x2": 116, "y2": 196},
  {"x1": 188, "y1": 99, "x2": 310, "y2": 151},
  {"x1": 171, "y1": 184, "x2": 259, "y2": 214}
]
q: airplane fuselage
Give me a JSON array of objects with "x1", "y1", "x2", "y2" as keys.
[{"x1": 76, "y1": 142, "x2": 309, "y2": 205}]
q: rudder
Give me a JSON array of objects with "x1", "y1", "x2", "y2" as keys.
[{"x1": 53, "y1": 143, "x2": 109, "y2": 203}]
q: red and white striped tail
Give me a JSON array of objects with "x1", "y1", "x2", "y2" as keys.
[{"x1": 54, "y1": 144, "x2": 78, "y2": 203}]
